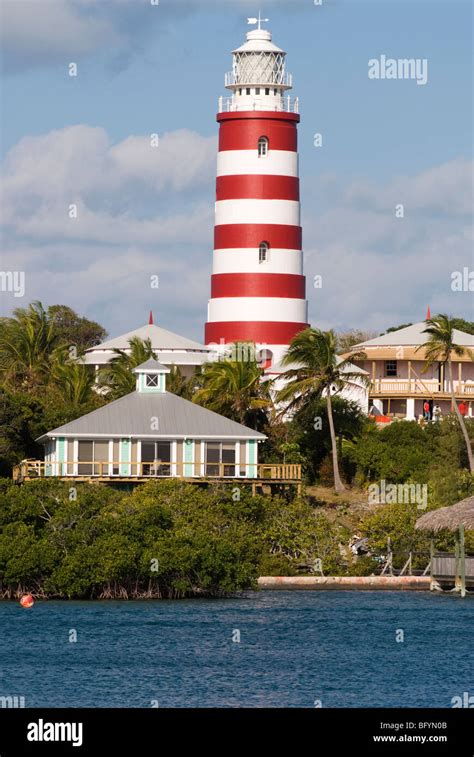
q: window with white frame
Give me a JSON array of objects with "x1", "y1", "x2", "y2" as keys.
[
  {"x1": 141, "y1": 441, "x2": 171, "y2": 476},
  {"x1": 259, "y1": 241, "x2": 269, "y2": 263},
  {"x1": 205, "y1": 442, "x2": 236, "y2": 477},
  {"x1": 385, "y1": 360, "x2": 397, "y2": 377},
  {"x1": 145, "y1": 374, "x2": 159, "y2": 387},
  {"x1": 258, "y1": 136, "x2": 269, "y2": 157},
  {"x1": 77, "y1": 440, "x2": 109, "y2": 476}
]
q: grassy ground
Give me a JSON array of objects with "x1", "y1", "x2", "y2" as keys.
[{"x1": 304, "y1": 483, "x2": 376, "y2": 531}]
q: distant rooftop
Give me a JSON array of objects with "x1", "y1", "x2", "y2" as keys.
[
  {"x1": 352, "y1": 321, "x2": 474, "y2": 348},
  {"x1": 85, "y1": 323, "x2": 210, "y2": 354}
]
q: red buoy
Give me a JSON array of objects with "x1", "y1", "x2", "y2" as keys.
[{"x1": 20, "y1": 594, "x2": 34, "y2": 608}]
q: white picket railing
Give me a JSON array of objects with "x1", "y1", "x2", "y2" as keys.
[
  {"x1": 218, "y1": 95, "x2": 299, "y2": 114},
  {"x1": 371, "y1": 379, "x2": 474, "y2": 395}
]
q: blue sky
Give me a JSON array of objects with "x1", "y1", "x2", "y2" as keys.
[{"x1": 1, "y1": 0, "x2": 473, "y2": 342}]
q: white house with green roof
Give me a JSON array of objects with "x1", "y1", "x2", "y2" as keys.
[{"x1": 34, "y1": 360, "x2": 267, "y2": 481}]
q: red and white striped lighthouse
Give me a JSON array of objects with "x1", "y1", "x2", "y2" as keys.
[{"x1": 205, "y1": 18, "x2": 308, "y2": 366}]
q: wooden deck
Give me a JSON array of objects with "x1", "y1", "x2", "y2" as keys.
[
  {"x1": 431, "y1": 552, "x2": 474, "y2": 590},
  {"x1": 12, "y1": 460, "x2": 302, "y2": 495}
]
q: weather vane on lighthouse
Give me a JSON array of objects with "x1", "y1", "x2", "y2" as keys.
[{"x1": 247, "y1": 11, "x2": 269, "y2": 30}]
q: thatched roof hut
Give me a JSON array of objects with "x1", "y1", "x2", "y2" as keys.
[{"x1": 415, "y1": 496, "x2": 474, "y2": 532}]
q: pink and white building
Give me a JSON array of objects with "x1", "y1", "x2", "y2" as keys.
[
  {"x1": 205, "y1": 21, "x2": 308, "y2": 366},
  {"x1": 343, "y1": 321, "x2": 474, "y2": 420}
]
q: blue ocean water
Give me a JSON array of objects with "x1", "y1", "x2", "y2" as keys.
[{"x1": 0, "y1": 591, "x2": 472, "y2": 708}]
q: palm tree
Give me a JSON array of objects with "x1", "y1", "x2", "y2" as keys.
[
  {"x1": 50, "y1": 348, "x2": 96, "y2": 407},
  {"x1": 276, "y1": 328, "x2": 369, "y2": 493},
  {"x1": 0, "y1": 301, "x2": 58, "y2": 391},
  {"x1": 419, "y1": 314, "x2": 474, "y2": 472},
  {"x1": 192, "y1": 348, "x2": 272, "y2": 430},
  {"x1": 165, "y1": 365, "x2": 197, "y2": 400},
  {"x1": 97, "y1": 337, "x2": 156, "y2": 399}
]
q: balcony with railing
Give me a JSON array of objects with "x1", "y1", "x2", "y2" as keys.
[
  {"x1": 370, "y1": 378, "x2": 474, "y2": 397},
  {"x1": 218, "y1": 95, "x2": 299, "y2": 114},
  {"x1": 225, "y1": 70, "x2": 293, "y2": 88}
]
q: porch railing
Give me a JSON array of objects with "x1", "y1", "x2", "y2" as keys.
[
  {"x1": 218, "y1": 95, "x2": 299, "y2": 114},
  {"x1": 12, "y1": 460, "x2": 302, "y2": 483},
  {"x1": 371, "y1": 379, "x2": 474, "y2": 396}
]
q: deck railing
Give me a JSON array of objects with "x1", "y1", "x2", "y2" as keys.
[
  {"x1": 371, "y1": 379, "x2": 474, "y2": 396},
  {"x1": 12, "y1": 460, "x2": 302, "y2": 483},
  {"x1": 218, "y1": 95, "x2": 299, "y2": 114}
]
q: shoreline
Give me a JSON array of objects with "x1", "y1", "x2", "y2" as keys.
[
  {"x1": 0, "y1": 576, "x2": 437, "y2": 601},
  {"x1": 258, "y1": 576, "x2": 432, "y2": 591}
]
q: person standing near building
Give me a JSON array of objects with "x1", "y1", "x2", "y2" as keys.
[
  {"x1": 433, "y1": 403, "x2": 442, "y2": 422},
  {"x1": 458, "y1": 400, "x2": 468, "y2": 417},
  {"x1": 423, "y1": 400, "x2": 431, "y2": 421}
]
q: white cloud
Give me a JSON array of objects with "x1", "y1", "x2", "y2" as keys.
[
  {"x1": 1, "y1": 123, "x2": 471, "y2": 341},
  {"x1": 2, "y1": 125, "x2": 216, "y2": 238},
  {"x1": 343, "y1": 158, "x2": 473, "y2": 216},
  {"x1": 1, "y1": 0, "x2": 299, "y2": 74},
  {"x1": 304, "y1": 158, "x2": 473, "y2": 333},
  {"x1": 0, "y1": 0, "x2": 125, "y2": 72},
  {"x1": 0, "y1": 123, "x2": 215, "y2": 339}
]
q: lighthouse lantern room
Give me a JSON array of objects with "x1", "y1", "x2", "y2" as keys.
[{"x1": 205, "y1": 19, "x2": 308, "y2": 367}]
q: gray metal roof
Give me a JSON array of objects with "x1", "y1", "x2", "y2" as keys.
[
  {"x1": 80, "y1": 350, "x2": 210, "y2": 367},
  {"x1": 353, "y1": 321, "x2": 474, "y2": 348},
  {"x1": 133, "y1": 359, "x2": 170, "y2": 373},
  {"x1": 85, "y1": 324, "x2": 209, "y2": 353},
  {"x1": 38, "y1": 392, "x2": 266, "y2": 442}
]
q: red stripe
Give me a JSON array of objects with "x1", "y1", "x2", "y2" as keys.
[
  {"x1": 219, "y1": 118, "x2": 297, "y2": 152},
  {"x1": 211, "y1": 273, "x2": 306, "y2": 299},
  {"x1": 216, "y1": 175, "x2": 299, "y2": 201},
  {"x1": 217, "y1": 111, "x2": 300, "y2": 124},
  {"x1": 205, "y1": 321, "x2": 309, "y2": 345},
  {"x1": 215, "y1": 224, "x2": 302, "y2": 250}
]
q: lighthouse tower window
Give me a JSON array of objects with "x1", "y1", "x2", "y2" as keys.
[
  {"x1": 259, "y1": 242, "x2": 269, "y2": 263},
  {"x1": 258, "y1": 136, "x2": 269, "y2": 157}
]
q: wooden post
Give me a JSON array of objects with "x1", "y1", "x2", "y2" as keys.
[
  {"x1": 372, "y1": 361, "x2": 376, "y2": 387},
  {"x1": 429, "y1": 540, "x2": 434, "y2": 590},
  {"x1": 454, "y1": 531, "x2": 460, "y2": 593},
  {"x1": 459, "y1": 524, "x2": 466, "y2": 598},
  {"x1": 458, "y1": 361, "x2": 462, "y2": 393},
  {"x1": 408, "y1": 360, "x2": 412, "y2": 393}
]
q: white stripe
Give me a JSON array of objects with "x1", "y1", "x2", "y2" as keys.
[
  {"x1": 208, "y1": 297, "x2": 308, "y2": 323},
  {"x1": 217, "y1": 149, "x2": 298, "y2": 177},
  {"x1": 212, "y1": 248, "x2": 303, "y2": 275},
  {"x1": 215, "y1": 199, "x2": 300, "y2": 226}
]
